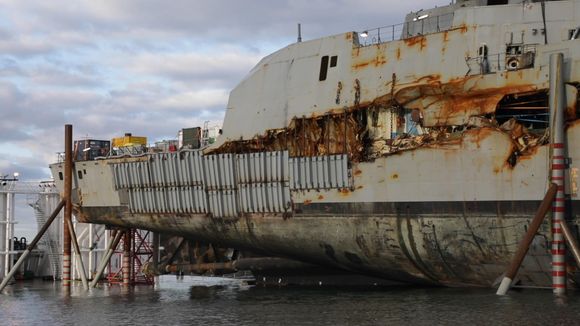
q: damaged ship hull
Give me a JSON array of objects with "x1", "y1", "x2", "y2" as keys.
[
  {"x1": 53, "y1": 123, "x2": 580, "y2": 287},
  {"x1": 50, "y1": 0, "x2": 580, "y2": 287}
]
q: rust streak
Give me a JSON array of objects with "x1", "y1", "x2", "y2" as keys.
[
  {"x1": 353, "y1": 61, "x2": 370, "y2": 69},
  {"x1": 352, "y1": 55, "x2": 387, "y2": 70},
  {"x1": 403, "y1": 35, "x2": 427, "y2": 51},
  {"x1": 338, "y1": 188, "x2": 350, "y2": 197}
]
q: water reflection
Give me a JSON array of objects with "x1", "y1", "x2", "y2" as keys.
[
  {"x1": 188, "y1": 285, "x2": 225, "y2": 300},
  {"x1": 2, "y1": 277, "x2": 580, "y2": 325}
]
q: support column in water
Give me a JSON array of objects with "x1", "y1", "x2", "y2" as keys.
[
  {"x1": 549, "y1": 53, "x2": 567, "y2": 295},
  {"x1": 63, "y1": 125, "x2": 73, "y2": 289},
  {"x1": 123, "y1": 231, "x2": 131, "y2": 286}
]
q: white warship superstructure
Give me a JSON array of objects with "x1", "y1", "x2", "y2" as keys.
[{"x1": 51, "y1": 0, "x2": 580, "y2": 287}]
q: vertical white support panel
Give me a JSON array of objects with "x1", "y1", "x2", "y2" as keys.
[
  {"x1": 316, "y1": 156, "x2": 324, "y2": 189},
  {"x1": 289, "y1": 158, "x2": 296, "y2": 189},
  {"x1": 5, "y1": 193, "x2": 14, "y2": 276},
  {"x1": 282, "y1": 151, "x2": 289, "y2": 182},
  {"x1": 88, "y1": 223, "x2": 93, "y2": 278}
]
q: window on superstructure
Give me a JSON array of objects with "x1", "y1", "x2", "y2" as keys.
[
  {"x1": 330, "y1": 56, "x2": 338, "y2": 67},
  {"x1": 569, "y1": 28, "x2": 580, "y2": 40},
  {"x1": 487, "y1": 0, "x2": 508, "y2": 5},
  {"x1": 319, "y1": 56, "x2": 329, "y2": 81}
]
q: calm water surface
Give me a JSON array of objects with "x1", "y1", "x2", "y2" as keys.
[{"x1": 1, "y1": 276, "x2": 580, "y2": 325}]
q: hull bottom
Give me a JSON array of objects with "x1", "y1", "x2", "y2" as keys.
[{"x1": 75, "y1": 200, "x2": 579, "y2": 288}]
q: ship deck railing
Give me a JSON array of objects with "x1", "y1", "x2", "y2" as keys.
[
  {"x1": 465, "y1": 44, "x2": 538, "y2": 75},
  {"x1": 356, "y1": 12, "x2": 454, "y2": 47}
]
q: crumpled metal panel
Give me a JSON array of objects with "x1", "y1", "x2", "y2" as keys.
[{"x1": 289, "y1": 154, "x2": 350, "y2": 190}]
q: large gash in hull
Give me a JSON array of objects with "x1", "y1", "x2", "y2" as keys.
[{"x1": 51, "y1": 0, "x2": 580, "y2": 287}]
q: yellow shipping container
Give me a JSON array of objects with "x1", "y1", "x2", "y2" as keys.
[{"x1": 112, "y1": 133, "x2": 147, "y2": 148}]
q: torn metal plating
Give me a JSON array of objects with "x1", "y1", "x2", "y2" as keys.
[{"x1": 209, "y1": 86, "x2": 559, "y2": 168}]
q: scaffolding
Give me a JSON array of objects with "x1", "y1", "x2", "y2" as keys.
[
  {"x1": 107, "y1": 229, "x2": 154, "y2": 285},
  {"x1": 71, "y1": 222, "x2": 107, "y2": 282},
  {"x1": 0, "y1": 179, "x2": 108, "y2": 281},
  {"x1": 0, "y1": 179, "x2": 59, "y2": 279}
]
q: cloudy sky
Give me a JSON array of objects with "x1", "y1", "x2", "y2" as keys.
[{"x1": 1, "y1": 0, "x2": 444, "y2": 237}]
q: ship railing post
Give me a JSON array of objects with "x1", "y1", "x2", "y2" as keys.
[
  {"x1": 549, "y1": 52, "x2": 567, "y2": 295},
  {"x1": 0, "y1": 200, "x2": 65, "y2": 293},
  {"x1": 496, "y1": 183, "x2": 558, "y2": 295}
]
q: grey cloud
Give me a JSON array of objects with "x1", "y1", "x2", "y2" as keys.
[
  {"x1": 0, "y1": 36, "x2": 55, "y2": 57},
  {"x1": 0, "y1": 0, "x2": 443, "y2": 186},
  {"x1": 123, "y1": 51, "x2": 261, "y2": 88},
  {"x1": 1, "y1": 1, "x2": 445, "y2": 44}
]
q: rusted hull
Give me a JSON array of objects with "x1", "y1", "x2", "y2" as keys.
[
  {"x1": 75, "y1": 202, "x2": 559, "y2": 287},
  {"x1": 49, "y1": 0, "x2": 580, "y2": 288},
  {"x1": 50, "y1": 122, "x2": 580, "y2": 287}
]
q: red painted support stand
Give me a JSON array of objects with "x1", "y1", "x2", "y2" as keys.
[
  {"x1": 123, "y1": 231, "x2": 131, "y2": 286},
  {"x1": 107, "y1": 229, "x2": 154, "y2": 285}
]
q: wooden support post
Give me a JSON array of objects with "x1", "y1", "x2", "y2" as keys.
[
  {"x1": 496, "y1": 183, "x2": 558, "y2": 295},
  {"x1": 67, "y1": 220, "x2": 89, "y2": 289},
  {"x1": 63, "y1": 124, "x2": 73, "y2": 289},
  {"x1": 559, "y1": 220, "x2": 580, "y2": 268},
  {"x1": 89, "y1": 230, "x2": 124, "y2": 288}
]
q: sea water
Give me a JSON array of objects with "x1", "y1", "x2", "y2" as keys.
[{"x1": 1, "y1": 276, "x2": 580, "y2": 325}]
